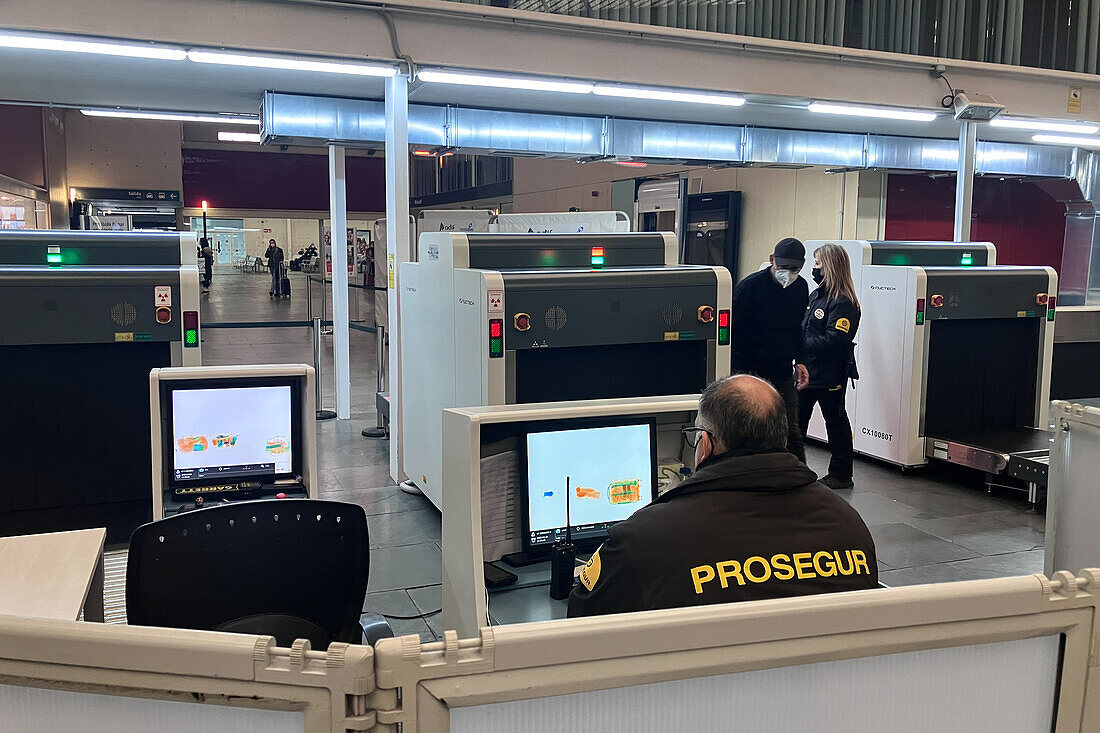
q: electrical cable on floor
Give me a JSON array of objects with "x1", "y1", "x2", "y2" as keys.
[{"x1": 380, "y1": 608, "x2": 442, "y2": 620}]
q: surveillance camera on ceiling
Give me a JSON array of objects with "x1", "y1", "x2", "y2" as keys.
[{"x1": 953, "y1": 92, "x2": 1006, "y2": 121}]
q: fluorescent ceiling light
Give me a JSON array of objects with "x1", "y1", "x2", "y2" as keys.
[
  {"x1": 1032, "y1": 134, "x2": 1100, "y2": 148},
  {"x1": 990, "y1": 116, "x2": 1100, "y2": 134},
  {"x1": 81, "y1": 108, "x2": 258, "y2": 125},
  {"x1": 218, "y1": 131, "x2": 262, "y2": 142},
  {"x1": 187, "y1": 50, "x2": 396, "y2": 76},
  {"x1": 418, "y1": 69, "x2": 593, "y2": 94},
  {"x1": 808, "y1": 102, "x2": 938, "y2": 122},
  {"x1": 0, "y1": 32, "x2": 185, "y2": 60},
  {"x1": 593, "y1": 83, "x2": 745, "y2": 106}
]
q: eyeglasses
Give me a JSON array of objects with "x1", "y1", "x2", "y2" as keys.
[{"x1": 682, "y1": 426, "x2": 712, "y2": 449}]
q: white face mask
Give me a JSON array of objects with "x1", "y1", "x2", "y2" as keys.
[{"x1": 773, "y1": 267, "x2": 797, "y2": 288}]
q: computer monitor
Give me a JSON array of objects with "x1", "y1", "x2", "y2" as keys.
[
  {"x1": 522, "y1": 417, "x2": 657, "y2": 551},
  {"x1": 160, "y1": 377, "x2": 304, "y2": 488}
]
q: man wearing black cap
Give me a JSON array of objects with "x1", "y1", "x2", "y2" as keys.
[{"x1": 728, "y1": 237, "x2": 809, "y2": 462}]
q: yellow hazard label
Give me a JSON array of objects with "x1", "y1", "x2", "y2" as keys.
[
  {"x1": 1017, "y1": 310, "x2": 1027, "y2": 318},
  {"x1": 114, "y1": 332, "x2": 134, "y2": 342},
  {"x1": 835, "y1": 317, "x2": 851, "y2": 334},
  {"x1": 664, "y1": 331, "x2": 680, "y2": 341},
  {"x1": 579, "y1": 548, "x2": 602, "y2": 591},
  {"x1": 388, "y1": 254, "x2": 395, "y2": 289}
]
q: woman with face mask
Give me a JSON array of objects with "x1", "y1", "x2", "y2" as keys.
[{"x1": 796, "y1": 243, "x2": 861, "y2": 490}]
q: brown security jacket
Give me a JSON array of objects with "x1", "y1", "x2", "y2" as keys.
[{"x1": 567, "y1": 450, "x2": 878, "y2": 617}]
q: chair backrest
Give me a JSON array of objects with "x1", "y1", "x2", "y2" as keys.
[{"x1": 127, "y1": 499, "x2": 369, "y2": 647}]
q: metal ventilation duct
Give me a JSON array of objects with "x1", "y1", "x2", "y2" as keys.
[{"x1": 262, "y1": 92, "x2": 1074, "y2": 178}]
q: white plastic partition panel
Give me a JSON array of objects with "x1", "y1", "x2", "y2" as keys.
[
  {"x1": 0, "y1": 684, "x2": 305, "y2": 733},
  {"x1": 450, "y1": 636, "x2": 1061, "y2": 733}
]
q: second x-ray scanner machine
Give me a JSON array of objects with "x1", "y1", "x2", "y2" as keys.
[
  {"x1": 402, "y1": 233, "x2": 732, "y2": 509},
  {"x1": 802, "y1": 241, "x2": 1056, "y2": 502}
]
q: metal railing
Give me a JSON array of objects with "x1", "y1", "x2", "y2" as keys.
[{"x1": 445, "y1": 0, "x2": 1100, "y2": 75}]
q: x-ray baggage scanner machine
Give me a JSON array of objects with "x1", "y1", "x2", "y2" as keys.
[
  {"x1": 0, "y1": 230, "x2": 202, "y2": 541},
  {"x1": 802, "y1": 241, "x2": 1056, "y2": 496},
  {"x1": 402, "y1": 233, "x2": 731, "y2": 509}
]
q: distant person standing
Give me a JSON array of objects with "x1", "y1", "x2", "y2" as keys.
[
  {"x1": 729, "y1": 237, "x2": 810, "y2": 462},
  {"x1": 797, "y1": 243, "x2": 861, "y2": 490},
  {"x1": 265, "y1": 238, "x2": 284, "y2": 297},
  {"x1": 198, "y1": 237, "x2": 214, "y2": 294}
]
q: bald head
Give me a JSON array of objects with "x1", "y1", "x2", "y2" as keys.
[{"x1": 698, "y1": 375, "x2": 789, "y2": 454}]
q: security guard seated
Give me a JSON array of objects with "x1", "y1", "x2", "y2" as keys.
[{"x1": 568, "y1": 374, "x2": 878, "y2": 617}]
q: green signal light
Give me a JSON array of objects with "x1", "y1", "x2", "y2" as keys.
[
  {"x1": 718, "y1": 326, "x2": 730, "y2": 346},
  {"x1": 916, "y1": 312, "x2": 925, "y2": 325},
  {"x1": 960, "y1": 252, "x2": 973, "y2": 266},
  {"x1": 47, "y1": 253, "x2": 62, "y2": 264},
  {"x1": 591, "y1": 256, "x2": 604, "y2": 267},
  {"x1": 489, "y1": 338, "x2": 503, "y2": 358},
  {"x1": 184, "y1": 329, "x2": 198, "y2": 345}
]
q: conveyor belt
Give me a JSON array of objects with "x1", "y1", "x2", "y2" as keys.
[{"x1": 925, "y1": 428, "x2": 1053, "y2": 487}]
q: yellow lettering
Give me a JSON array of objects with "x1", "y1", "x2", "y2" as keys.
[
  {"x1": 852, "y1": 550, "x2": 870, "y2": 576},
  {"x1": 716, "y1": 560, "x2": 745, "y2": 588},
  {"x1": 771, "y1": 554, "x2": 795, "y2": 581},
  {"x1": 743, "y1": 556, "x2": 772, "y2": 583},
  {"x1": 691, "y1": 565, "x2": 716, "y2": 594},
  {"x1": 793, "y1": 552, "x2": 816, "y2": 579},
  {"x1": 813, "y1": 551, "x2": 837, "y2": 577},
  {"x1": 834, "y1": 550, "x2": 854, "y2": 575}
]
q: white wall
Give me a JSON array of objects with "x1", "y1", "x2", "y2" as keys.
[
  {"x1": 512, "y1": 159, "x2": 860, "y2": 277},
  {"x1": 241, "y1": 217, "x2": 378, "y2": 258}
]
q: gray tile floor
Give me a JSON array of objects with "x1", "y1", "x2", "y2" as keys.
[{"x1": 201, "y1": 268, "x2": 1048, "y2": 642}]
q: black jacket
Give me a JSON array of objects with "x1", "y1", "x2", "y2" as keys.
[
  {"x1": 801, "y1": 287, "x2": 860, "y2": 390},
  {"x1": 730, "y1": 268, "x2": 809, "y2": 385},
  {"x1": 567, "y1": 450, "x2": 878, "y2": 617},
  {"x1": 265, "y1": 245, "x2": 285, "y2": 271}
]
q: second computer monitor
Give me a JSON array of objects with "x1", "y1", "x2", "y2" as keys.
[{"x1": 523, "y1": 417, "x2": 657, "y2": 551}]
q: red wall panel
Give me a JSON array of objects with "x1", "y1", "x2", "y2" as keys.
[
  {"x1": 884, "y1": 175, "x2": 1067, "y2": 273},
  {"x1": 182, "y1": 148, "x2": 385, "y2": 212}
]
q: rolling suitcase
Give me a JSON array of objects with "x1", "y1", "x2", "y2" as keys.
[{"x1": 279, "y1": 264, "x2": 291, "y2": 298}]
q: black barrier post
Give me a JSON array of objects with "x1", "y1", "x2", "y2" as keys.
[
  {"x1": 362, "y1": 324, "x2": 388, "y2": 439},
  {"x1": 313, "y1": 317, "x2": 337, "y2": 421}
]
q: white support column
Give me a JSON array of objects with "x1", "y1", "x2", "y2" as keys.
[
  {"x1": 954, "y1": 120, "x2": 976, "y2": 242},
  {"x1": 386, "y1": 72, "x2": 411, "y2": 483},
  {"x1": 328, "y1": 144, "x2": 351, "y2": 419}
]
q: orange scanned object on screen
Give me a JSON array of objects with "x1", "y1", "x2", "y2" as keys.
[
  {"x1": 575, "y1": 485, "x2": 601, "y2": 500},
  {"x1": 176, "y1": 435, "x2": 208, "y2": 452}
]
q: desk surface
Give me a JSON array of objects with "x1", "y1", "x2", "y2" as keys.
[
  {"x1": 0, "y1": 528, "x2": 106, "y2": 621},
  {"x1": 486, "y1": 559, "x2": 579, "y2": 626}
]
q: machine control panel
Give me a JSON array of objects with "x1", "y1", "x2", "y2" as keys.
[
  {"x1": 923, "y1": 269, "x2": 1054, "y2": 321},
  {"x1": 499, "y1": 268, "x2": 721, "y2": 350},
  {"x1": 466, "y1": 233, "x2": 670, "y2": 270},
  {"x1": 0, "y1": 271, "x2": 184, "y2": 346}
]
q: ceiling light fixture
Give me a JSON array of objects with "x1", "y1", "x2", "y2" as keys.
[
  {"x1": 0, "y1": 32, "x2": 186, "y2": 60},
  {"x1": 991, "y1": 117, "x2": 1100, "y2": 134},
  {"x1": 81, "y1": 108, "x2": 258, "y2": 125},
  {"x1": 187, "y1": 50, "x2": 396, "y2": 76},
  {"x1": 218, "y1": 131, "x2": 262, "y2": 142},
  {"x1": 808, "y1": 101, "x2": 938, "y2": 122},
  {"x1": 418, "y1": 69, "x2": 593, "y2": 94},
  {"x1": 1032, "y1": 134, "x2": 1100, "y2": 148},
  {"x1": 593, "y1": 84, "x2": 745, "y2": 106}
]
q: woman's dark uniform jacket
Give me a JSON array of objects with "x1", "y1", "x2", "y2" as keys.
[
  {"x1": 567, "y1": 450, "x2": 878, "y2": 617},
  {"x1": 801, "y1": 288, "x2": 860, "y2": 389}
]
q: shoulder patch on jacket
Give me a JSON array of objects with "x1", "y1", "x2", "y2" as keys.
[
  {"x1": 579, "y1": 548, "x2": 602, "y2": 591},
  {"x1": 835, "y1": 317, "x2": 851, "y2": 333}
]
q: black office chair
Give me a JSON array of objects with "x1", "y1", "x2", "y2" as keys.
[{"x1": 126, "y1": 499, "x2": 392, "y2": 648}]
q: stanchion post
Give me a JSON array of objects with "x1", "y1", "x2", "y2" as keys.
[
  {"x1": 362, "y1": 324, "x2": 388, "y2": 438},
  {"x1": 313, "y1": 317, "x2": 337, "y2": 421}
]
